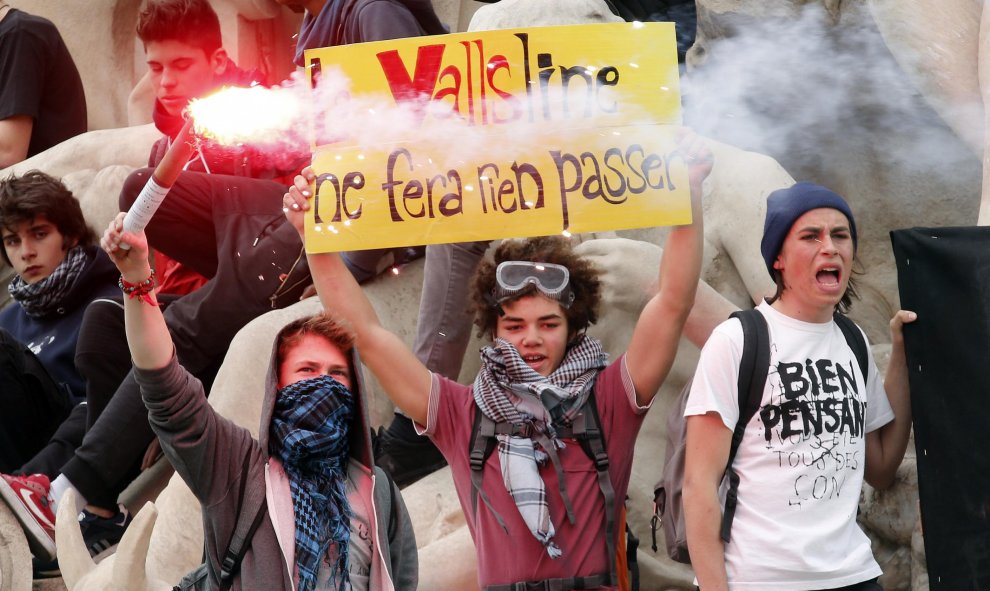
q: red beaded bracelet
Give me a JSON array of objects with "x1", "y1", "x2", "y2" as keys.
[{"x1": 118, "y1": 271, "x2": 157, "y2": 306}]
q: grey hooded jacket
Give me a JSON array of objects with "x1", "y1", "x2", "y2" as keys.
[{"x1": 135, "y1": 329, "x2": 417, "y2": 590}]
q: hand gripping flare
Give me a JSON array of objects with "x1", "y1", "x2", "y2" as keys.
[{"x1": 120, "y1": 117, "x2": 198, "y2": 247}]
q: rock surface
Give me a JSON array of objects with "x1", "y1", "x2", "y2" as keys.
[{"x1": 2, "y1": 0, "x2": 962, "y2": 589}]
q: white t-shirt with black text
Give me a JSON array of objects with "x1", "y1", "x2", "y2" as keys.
[{"x1": 685, "y1": 301, "x2": 894, "y2": 590}]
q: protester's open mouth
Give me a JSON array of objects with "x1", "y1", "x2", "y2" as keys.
[
  {"x1": 816, "y1": 266, "x2": 841, "y2": 287},
  {"x1": 522, "y1": 354, "x2": 546, "y2": 368}
]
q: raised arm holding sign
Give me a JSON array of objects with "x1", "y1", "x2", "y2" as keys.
[
  {"x1": 283, "y1": 127, "x2": 711, "y2": 589},
  {"x1": 298, "y1": 21, "x2": 691, "y2": 486}
]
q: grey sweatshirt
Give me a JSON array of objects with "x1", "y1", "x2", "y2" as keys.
[{"x1": 136, "y1": 340, "x2": 417, "y2": 590}]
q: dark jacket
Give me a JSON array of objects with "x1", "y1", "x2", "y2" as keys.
[
  {"x1": 135, "y1": 326, "x2": 417, "y2": 591},
  {"x1": 0, "y1": 246, "x2": 118, "y2": 402},
  {"x1": 294, "y1": 0, "x2": 447, "y2": 66}
]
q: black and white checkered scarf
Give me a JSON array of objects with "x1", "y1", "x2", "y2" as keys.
[
  {"x1": 270, "y1": 375, "x2": 354, "y2": 591},
  {"x1": 473, "y1": 334, "x2": 607, "y2": 558},
  {"x1": 7, "y1": 246, "x2": 88, "y2": 318}
]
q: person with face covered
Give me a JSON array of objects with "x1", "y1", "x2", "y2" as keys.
[
  {"x1": 119, "y1": 0, "x2": 452, "y2": 488},
  {"x1": 0, "y1": 1, "x2": 297, "y2": 567},
  {"x1": 0, "y1": 0, "x2": 442, "y2": 568},
  {"x1": 100, "y1": 211, "x2": 417, "y2": 591}
]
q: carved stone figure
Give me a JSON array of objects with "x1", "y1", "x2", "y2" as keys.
[{"x1": 0, "y1": 1, "x2": 955, "y2": 589}]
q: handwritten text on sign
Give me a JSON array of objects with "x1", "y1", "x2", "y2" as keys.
[{"x1": 303, "y1": 23, "x2": 686, "y2": 252}]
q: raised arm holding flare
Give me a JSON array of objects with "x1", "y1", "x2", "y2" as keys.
[{"x1": 101, "y1": 213, "x2": 417, "y2": 591}]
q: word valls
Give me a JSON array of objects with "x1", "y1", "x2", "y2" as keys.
[{"x1": 375, "y1": 33, "x2": 621, "y2": 126}]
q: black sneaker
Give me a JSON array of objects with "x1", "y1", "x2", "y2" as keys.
[
  {"x1": 79, "y1": 504, "x2": 132, "y2": 561},
  {"x1": 374, "y1": 415, "x2": 447, "y2": 488},
  {"x1": 32, "y1": 555, "x2": 60, "y2": 578},
  {"x1": 392, "y1": 246, "x2": 426, "y2": 266}
]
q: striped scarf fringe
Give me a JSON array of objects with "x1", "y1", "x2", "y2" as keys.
[{"x1": 270, "y1": 375, "x2": 354, "y2": 591}]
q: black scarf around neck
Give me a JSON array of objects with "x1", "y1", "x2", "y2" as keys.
[{"x1": 8, "y1": 246, "x2": 88, "y2": 318}]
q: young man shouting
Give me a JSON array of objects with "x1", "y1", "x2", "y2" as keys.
[
  {"x1": 282, "y1": 131, "x2": 712, "y2": 589},
  {"x1": 683, "y1": 182, "x2": 916, "y2": 591}
]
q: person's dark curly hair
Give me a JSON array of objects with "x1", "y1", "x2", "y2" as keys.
[
  {"x1": 470, "y1": 236, "x2": 602, "y2": 339},
  {"x1": 0, "y1": 170, "x2": 95, "y2": 266}
]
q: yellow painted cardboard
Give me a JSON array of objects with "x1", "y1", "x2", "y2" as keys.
[{"x1": 303, "y1": 23, "x2": 687, "y2": 253}]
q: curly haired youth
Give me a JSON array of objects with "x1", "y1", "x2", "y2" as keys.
[{"x1": 470, "y1": 236, "x2": 602, "y2": 339}]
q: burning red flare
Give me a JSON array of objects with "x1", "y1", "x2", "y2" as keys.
[
  {"x1": 186, "y1": 85, "x2": 304, "y2": 146},
  {"x1": 122, "y1": 85, "x2": 308, "y2": 238}
]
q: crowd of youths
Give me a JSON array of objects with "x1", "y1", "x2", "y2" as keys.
[{"x1": 0, "y1": 1, "x2": 917, "y2": 590}]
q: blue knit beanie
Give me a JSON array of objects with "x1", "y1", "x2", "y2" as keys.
[{"x1": 760, "y1": 182, "x2": 857, "y2": 278}]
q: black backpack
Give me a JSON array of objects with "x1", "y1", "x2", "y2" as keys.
[{"x1": 650, "y1": 309, "x2": 869, "y2": 564}]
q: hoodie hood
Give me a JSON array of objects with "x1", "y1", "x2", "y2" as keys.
[
  {"x1": 258, "y1": 324, "x2": 375, "y2": 470},
  {"x1": 294, "y1": 0, "x2": 448, "y2": 66}
]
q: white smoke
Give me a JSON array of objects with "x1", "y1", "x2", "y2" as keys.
[{"x1": 682, "y1": 2, "x2": 977, "y2": 182}]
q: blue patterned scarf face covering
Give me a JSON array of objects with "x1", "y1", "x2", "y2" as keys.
[{"x1": 269, "y1": 374, "x2": 355, "y2": 591}]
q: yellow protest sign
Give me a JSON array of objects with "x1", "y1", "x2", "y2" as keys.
[{"x1": 303, "y1": 22, "x2": 686, "y2": 252}]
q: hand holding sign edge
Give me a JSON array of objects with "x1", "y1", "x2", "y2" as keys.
[{"x1": 284, "y1": 164, "x2": 316, "y2": 240}]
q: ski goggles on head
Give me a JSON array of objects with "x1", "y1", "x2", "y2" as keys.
[{"x1": 492, "y1": 260, "x2": 575, "y2": 308}]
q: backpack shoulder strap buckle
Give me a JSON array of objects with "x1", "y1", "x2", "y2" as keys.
[{"x1": 470, "y1": 411, "x2": 498, "y2": 471}]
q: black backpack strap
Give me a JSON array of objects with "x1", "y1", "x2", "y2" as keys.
[
  {"x1": 572, "y1": 391, "x2": 618, "y2": 587},
  {"x1": 469, "y1": 408, "x2": 508, "y2": 533},
  {"x1": 625, "y1": 499, "x2": 640, "y2": 591},
  {"x1": 720, "y1": 309, "x2": 771, "y2": 544},
  {"x1": 468, "y1": 395, "x2": 618, "y2": 587},
  {"x1": 833, "y1": 312, "x2": 869, "y2": 380},
  {"x1": 218, "y1": 458, "x2": 268, "y2": 588}
]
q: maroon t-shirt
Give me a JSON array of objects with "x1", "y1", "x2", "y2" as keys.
[{"x1": 418, "y1": 356, "x2": 649, "y2": 589}]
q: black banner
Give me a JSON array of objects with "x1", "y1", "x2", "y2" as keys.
[{"x1": 891, "y1": 226, "x2": 990, "y2": 590}]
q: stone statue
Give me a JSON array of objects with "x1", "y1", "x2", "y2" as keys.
[{"x1": 0, "y1": 1, "x2": 944, "y2": 589}]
